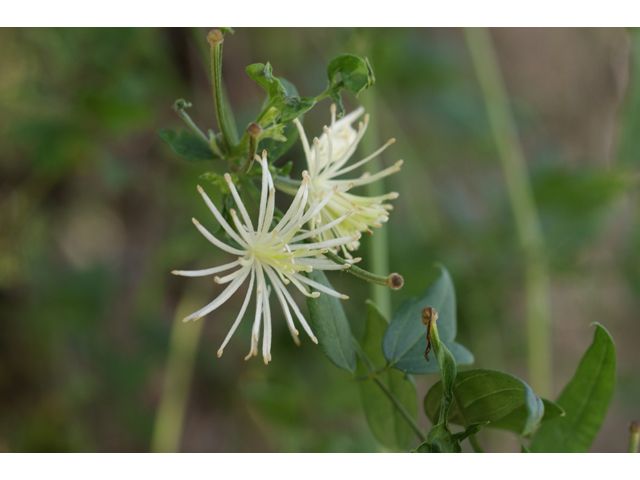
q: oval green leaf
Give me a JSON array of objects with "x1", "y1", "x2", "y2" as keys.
[
  {"x1": 424, "y1": 369, "x2": 545, "y2": 436},
  {"x1": 382, "y1": 265, "x2": 473, "y2": 374},
  {"x1": 158, "y1": 129, "x2": 218, "y2": 162},
  {"x1": 305, "y1": 270, "x2": 355, "y2": 373}
]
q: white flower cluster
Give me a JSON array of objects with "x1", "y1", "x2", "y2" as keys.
[{"x1": 173, "y1": 108, "x2": 400, "y2": 363}]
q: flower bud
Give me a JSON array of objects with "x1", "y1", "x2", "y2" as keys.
[
  {"x1": 246, "y1": 122, "x2": 262, "y2": 138},
  {"x1": 386, "y1": 273, "x2": 404, "y2": 290},
  {"x1": 207, "y1": 29, "x2": 224, "y2": 46},
  {"x1": 421, "y1": 306, "x2": 438, "y2": 326}
]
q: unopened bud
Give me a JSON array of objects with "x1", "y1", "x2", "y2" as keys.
[
  {"x1": 207, "y1": 29, "x2": 224, "y2": 46},
  {"x1": 421, "y1": 307, "x2": 438, "y2": 327},
  {"x1": 387, "y1": 273, "x2": 404, "y2": 290},
  {"x1": 247, "y1": 123, "x2": 262, "y2": 138}
]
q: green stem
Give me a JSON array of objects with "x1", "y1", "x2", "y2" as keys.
[
  {"x1": 353, "y1": 338, "x2": 427, "y2": 442},
  {"x1": 359, "y1": 87, "x2": 392, "y2": 318},
  {"x1": 151, "y1": 289, "x2": 205, "y2": 452},
  {"x1": 173, "y1": 102, "x2": 209, "y2": 143},
  {"x1": 324, "y1": 250, "x2": 393, "y2": 287},
  {"x1": 464, "y1": 27, "x2": 552, "y2": 398},
  {"x1": 468, "y1": 433, "x2": 485, "y2": 453},
  {"x1": 210, "y1": 33, "x2": 238, "y2": 152},
  {"x1": 629, "y1": 422, "x2": 640, "y2": 453}
]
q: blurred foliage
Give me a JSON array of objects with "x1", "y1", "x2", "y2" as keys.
[{"x1": 0, "y1": 27, "x2": 638, "y2": 452}]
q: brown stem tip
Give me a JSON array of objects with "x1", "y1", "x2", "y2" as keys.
[
  {"x1": 422, "y1": 307, "x2": 438, "y2": 362},
  {"x1": 386, "y1": 273, "x2": 404, "y2": 290},
  {"x1": 207, "y1": 29, "x2": 224, "y2": 46},
  {"x1": 247, "y1": 122, "x2": 262, "y2": 138},
  {"x1": 631, "y1": 421, "x2": 640, "y2": 434}
]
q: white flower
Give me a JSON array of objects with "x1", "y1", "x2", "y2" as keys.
[
  {"x1": 292, "y1": 105, "x2": 402, "y2": 257},
  {"x1": 172, "y1": 153, "x2": 359, "y2": 364}
]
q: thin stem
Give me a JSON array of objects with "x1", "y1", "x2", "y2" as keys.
[
  {"x1": 151, "y1": 288, "x2": 205, "y2": 453},
  {"x1": 323, "y1": 250, "x2": 392, "y2": 287},
  {"x1": 468, "y1": 433, "x2": 485, "y2": 453},
  {"x1": 209, "y1": 31, "x2": 238, "y2": 152},
  {"x1": 173, "y1": 101, "x2": 209, "y2": 143},
  {"x1": 464, "y1": 27, "x2": 552, "y2": 398},
  {"x1": 352, "y1": 338, "x2": 427, "y2": 442}
]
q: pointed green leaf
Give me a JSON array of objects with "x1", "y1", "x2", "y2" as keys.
[
  {"x1": 357, "y1": 301, "x2": 419, "y2": 451},
  {"x1": 424, "y1": 369, "x2": 546, "y2": 436},
  {"x1": 158, "y1": 129, "x2": 218, "y2": 162},
  {"x1": 305, "y1": 270, "x2": 355, "y2": 373},
  {"x1": 530, "y1": 323, "x2": 616, "y2": 452},
  {"x1": 382, "y1": 265, "x2": 473, "y2": 374}
]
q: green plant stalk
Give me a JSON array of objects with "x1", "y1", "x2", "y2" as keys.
[
  {"x1": 323, "y1": 250, "x2": 391, "y2": 287},
  {"x1": 360, "y1": 84, "x2": 392, "y2": 318},
  {"x1": 464, "y1": 27, "x2": 552, "y2": 397},
  {"x1": 151, "y1": 289, "x2": 205, "y2": 452},
  {"x1": 353, "y1": 338, "x2": 427, "y2": 442},
  {"x1": 210, "y1": 37, "x2": 239, "y2": 152},
  {"x1": 468, "y1": 433, "x2": 485, "y2": 453}
]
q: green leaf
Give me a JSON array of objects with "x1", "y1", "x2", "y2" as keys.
[
  {"x1": 530, "y1": 323, "x2": 616, "y2": 452},
  {"x1": 246, "y1": 63, "x2": 316, "y2": 125},
  {"x1": 158, "y1": 129, "x2": 218, "y2": 162},
  {"x1": 326, "y1": 54, "x2": 375, "y2": 117},
  {"x1": 424, "y1": 369, "x2": 546, "y2": 436},
  {"x1": 382, "y1": 265, "x2": 473, "y2": 374},
  {"x1": 357, "y1": 301, "x2": 419, "y2": 451},
  {"x1": 305, "y1": 270, "x2": 355, "y2": 373},
  {"x1": 490, "y1": 399, "x2": 565, "y2": 434}
]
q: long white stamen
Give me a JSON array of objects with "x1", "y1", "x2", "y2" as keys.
[
  {"x1": 197, "y1": 185, "x2": 249, "y2": 248},
  {"x1": 192, "y1": 218, "x2": 246, "y2": 256},
  {"x1": 183, "y1": 268, "x2": 250, "y2": 322},
  {"x1": 171, "y1": 260, "x2": 239, "y2": 277},
  {"x1": 218, "y1": 267, "x2": 255, "y2": 357}
]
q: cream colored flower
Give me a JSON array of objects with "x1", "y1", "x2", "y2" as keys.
[
  {"x1": 172, "y1": 153, "x2": 359, "y2": 364},
  {"x1": 292, "y1": 105, "x2": 401, "y2": 257}
]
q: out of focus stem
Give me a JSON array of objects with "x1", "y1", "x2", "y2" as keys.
[
  {"x1": 464, "y1": 28, "x2": 552, "y2": 398},
  {"x1": 151, "y1": 289, "x2": 204, "y2": 452},
  {"x1": 359, "y1": 82, "x2": 392, "y2": 318}
]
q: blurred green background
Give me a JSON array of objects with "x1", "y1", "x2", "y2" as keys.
[{"x1": 1, "y1": 27, "x2": 639, "y2": 453}]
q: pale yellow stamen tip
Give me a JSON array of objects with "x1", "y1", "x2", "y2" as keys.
[
  {"x1": 340, "y1": 295, "x2": 349, "y2": 300},
  {"x1": 313, "y1": 137, "x2": 320, "y2": 146},
  {"x1": 217, "y1": 349, "x2": 223, "y2": 358},
  {"x1": 214, "y1": 276, "x2": 222, "y2": 284},
  {"x1": 364, "y1": 114, "x2": 370, "y2": 123},
  {"x1": 263, "y1": 357, "x2": 269, "y2": 365},
  {"x1": 197, "y1": 185, "x2": 204, "y2": 194},
  {"x1": 312, "y1": 336, "x2": 318, "y2": 344},
  {"x1": 293, "y1": 336, "x2": 301, "y2": 346},
  {"x1": 171, "y1": 270, "x2": 179, "y2": 275},
  {"x1": 191, "y1": 218, "x2": 200, "y2": 226},
  {"x1": 224, "y1": 173, "x2": 231, "y2": 182},
  {"x1": 311, "y1": 292, "x2": 320, "y2": 298},
  {"x1": 396, "y1": 159, "x2": 404, "y2": 167},
  {"x1": 387, "y1": 138, "x2": 396, "y2": 145}
]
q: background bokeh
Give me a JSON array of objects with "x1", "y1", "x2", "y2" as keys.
[{"x1": 1, "y1": 27, "x2": 638, "y2": 453}]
